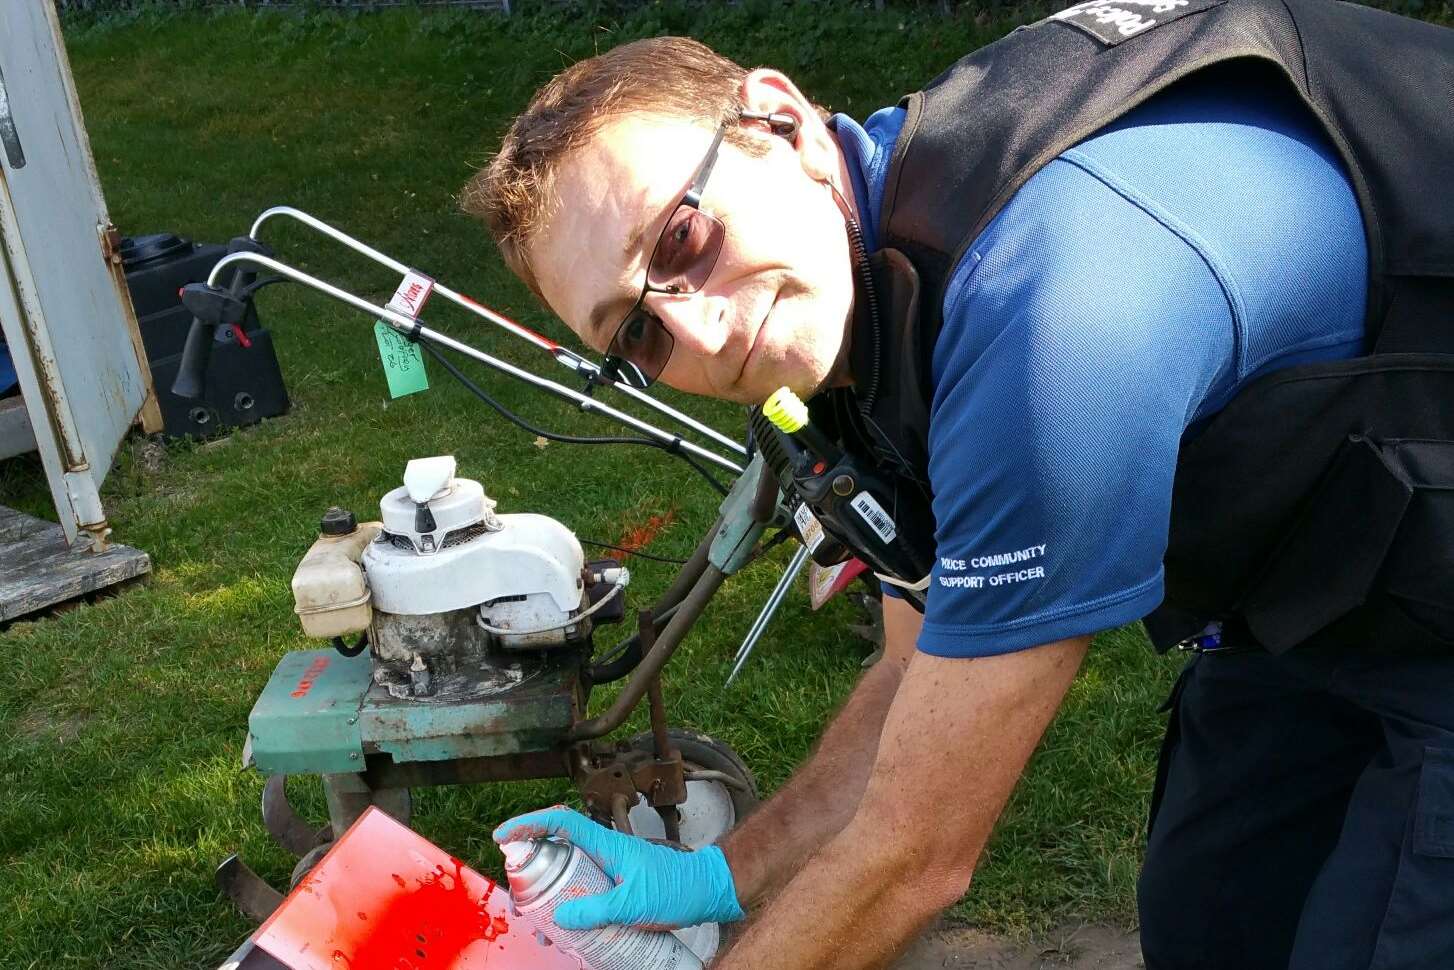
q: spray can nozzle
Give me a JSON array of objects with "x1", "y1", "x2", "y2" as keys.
[{"x1": 501, "y1": 840, "x2": 535, "y2": 871}]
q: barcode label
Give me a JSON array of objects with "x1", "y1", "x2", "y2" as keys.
[
  {"x1": 793, "y1": 502, "x2": 826, "y2": 553},
  {"x1": 851, "y1": 492, "x2": 897, "y2": 544}
]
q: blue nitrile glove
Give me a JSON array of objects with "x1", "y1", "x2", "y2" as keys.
[{"x1": 494, "y1": 806, "x2": 744, "y2": 931}]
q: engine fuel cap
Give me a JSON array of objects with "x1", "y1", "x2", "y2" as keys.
[{"x1": 320, "y1": 506, "x2": 358, "y2": 536}]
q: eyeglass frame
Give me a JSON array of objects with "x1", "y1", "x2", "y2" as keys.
[{"x1": 600, "y1": 110, "x2": 794, "y2": 389}]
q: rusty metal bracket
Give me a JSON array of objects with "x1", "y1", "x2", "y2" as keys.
[
  {"x1": 99, "y1": 225, "x2": 124, "y2": 266},
  {"x1": 98, "y1": 219, "x2": 164, "y2": 433},
  {"x1": 633, "y1": 751, "x2": 688, "y2": 809},
  {"x1": 577, "y1": 746, "x2": 688, "y2": 820},
  {"x1": 577, "y1": 753, "x2": 638, "y2": 820}
]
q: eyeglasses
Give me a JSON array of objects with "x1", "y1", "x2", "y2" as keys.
[{"x1": 601, "y1": 122, "x2": 730, "y2": 389}]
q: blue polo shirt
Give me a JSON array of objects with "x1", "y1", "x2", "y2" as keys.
[{"x1": 834, "y1": 73, "x2": 1368, "y2": 657}]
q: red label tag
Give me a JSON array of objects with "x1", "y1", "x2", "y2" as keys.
[{"x1": 387, "y1": 270, "x2": 435, "y2": 319}]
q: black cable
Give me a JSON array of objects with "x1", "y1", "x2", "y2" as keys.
[
  {"x1": 844, "y1": 216, "x2": 883, "y2": 413},
  {"x1": 590, "y1": 600, "x2": 687, "y2": 674},
  {"x1": 416, "y1": 339, "x2": 730, "y2": 496},
  {"x1": 676, "y1": 448, "x2": 730, "y2": 497},
  {"x1": 578, "y1": 537, "x2": 689, "y2": 565},
  {"x1": 331, "y1": 631, "x2": 369, "y2": 657},
  {"x1": 240, "y1": 275, "x2": 290, "y2": 299},
  {"x1": 420, "y1": 340, "x2": 662, "y2": 447}
]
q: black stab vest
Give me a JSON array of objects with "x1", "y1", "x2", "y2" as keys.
[{"x1": 830, "y1": 0, "x2": 1454, "y2": 652}]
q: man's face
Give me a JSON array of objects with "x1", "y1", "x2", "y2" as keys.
[{"x1": 529, "y1": 112, "x2": 855, "y2": 404}]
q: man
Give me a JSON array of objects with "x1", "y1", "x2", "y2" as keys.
[{"x1": 468, "y1": 1, "x2": 1454, "y2": 967}]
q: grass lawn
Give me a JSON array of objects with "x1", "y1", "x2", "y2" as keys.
[{"x1": 11, "y1": 1, "x2": 1429, "y2": 964}]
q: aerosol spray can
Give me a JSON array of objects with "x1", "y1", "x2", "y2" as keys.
[{"x1": 502, "y1": 838, "x2": 704, "y2": 970}]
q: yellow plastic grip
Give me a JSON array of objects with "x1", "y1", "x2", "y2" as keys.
[{"x1": 762, "y1": 386, "x2": 809, "y2": 433}]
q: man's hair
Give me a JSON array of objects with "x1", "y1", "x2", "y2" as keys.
[{"x1": 460, "y1": 37, "x2": 758, "y2": 298}]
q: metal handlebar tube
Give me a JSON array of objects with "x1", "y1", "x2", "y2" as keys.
[
  {"x1": 639, "y1": 611, "x2": 685, "y2": 843},
  {"x1": 568, "y1": 564, "x2": 728, "y2": 742},
  {"x1": 246, "y1": 206, "x2": 747, "y2": 459},
  {"x1": 549, "y1": 348, "x2": 747, "y2": 458},
  {"x1": 589, "y1": 456, "x2": 785, "y2": 694},
  {"x1": 196, "y1": 252, "x2": 743, "y2": 477},
  {"x1": 682, "y1": 769, "x2": 751, "y2": 793},
  {"x1": 572, "y1": 462, "x2": 777, "y2": 740},
  {"x1": 411, "y1": 324, "x2": 743, "y2": 476},
  {"x1": 586, "y1": 518, "x2": 718, "y2": 685},
  {"x1": 585, "y1": 600, "x2": 682, "y2": 686},
  {"x1": 725, "y1": 543, "x2": 811, "y2": 688},
  {"x1": 655, "y1": 513, "x2": 719, "y2": 608}
]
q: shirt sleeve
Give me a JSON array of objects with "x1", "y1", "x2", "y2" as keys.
[{"x1": 916, "y1": 157, "x2": 1235, "y2": 657}]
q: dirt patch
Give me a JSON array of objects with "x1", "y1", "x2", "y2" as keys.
[
  {"x1": 893, "y1": 924, "x2": 1142, "y2": 970},
  {"x1": 132, "y1": 438, "x2": 167, "y2": 473},
  {"x1": 14, "y1": 707, "x2": 89, "y2": 745}
]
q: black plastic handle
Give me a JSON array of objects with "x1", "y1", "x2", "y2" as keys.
[
  {"x1": 171, "y1": 317, "x2": 218, "y2": 400},
  {"x1": 170, "y1": 237, "x2": 275, "y2": 400},
  {"x1": 171, "y1": 283, "x2": 243, "y2": 399}
]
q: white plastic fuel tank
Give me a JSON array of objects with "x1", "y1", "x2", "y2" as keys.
[{"x1": 290, "y1": 517, "x2": 382, "y2": 638}]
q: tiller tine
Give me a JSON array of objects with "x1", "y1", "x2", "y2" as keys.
[
  {"x1": 262, "y1": 775, "x2": 331, "y2": 857},
  {"x1": 215, "y1": 854, "x2": 285, "y2": 924}
]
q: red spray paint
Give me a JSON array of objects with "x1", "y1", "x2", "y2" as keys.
[
  {"x1": 255, "y1": 808, "x2": 578, "y2": 970},
  {"x1": 615, "y1": 509, "x2": 679, "y2": 559}
]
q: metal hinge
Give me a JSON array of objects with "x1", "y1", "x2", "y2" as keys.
[{"x1": 99, "y1": 223, "x2": 124, "y2": 265}]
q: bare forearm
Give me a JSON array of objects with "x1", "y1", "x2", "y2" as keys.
[
  {"x1": 715, "y1": 816, "x2": 959, "y2": 970},
  {"x1": 719, "y1": 656, "x2": 903, "y2": 906},
  {"x1": 715, "y1": 637, "x2": 1090, "y2": 970}
]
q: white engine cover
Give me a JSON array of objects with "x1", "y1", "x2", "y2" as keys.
[{"x1": 363, "y1": 511, "x2": 585, "y2": 617}]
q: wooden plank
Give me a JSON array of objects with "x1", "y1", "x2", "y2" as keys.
[
  {"x1": 0, "y1": 504, "x2": 33, "y2": 541},
  {"x1": 0, "y1": 504, "x2": 150, "y2": 621}
]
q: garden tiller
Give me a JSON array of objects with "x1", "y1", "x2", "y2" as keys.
[{"x1": 177, "y1": 208, "x2": 836, "y2": 929}]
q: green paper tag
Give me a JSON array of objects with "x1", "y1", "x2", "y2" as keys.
[{"x1": 373, "y1": 321, "x2": 429, "y2": 398}]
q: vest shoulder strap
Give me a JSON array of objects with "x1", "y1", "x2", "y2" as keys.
[{"x1": 881, "y1": 0, "x2": 1454, "y2": 345}]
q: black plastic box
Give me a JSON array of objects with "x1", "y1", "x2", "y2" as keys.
[{"x1": 120, "y1": 234, "x2": 289, "y2": 438}]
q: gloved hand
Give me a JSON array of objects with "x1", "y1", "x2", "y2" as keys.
[{"x1": 494, "y1": 806, "x2": 745, "y2": 931}]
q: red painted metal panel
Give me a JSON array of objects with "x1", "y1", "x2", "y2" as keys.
[{"x1": 255, "y1": 807, "x2": 578, "y2": 970}]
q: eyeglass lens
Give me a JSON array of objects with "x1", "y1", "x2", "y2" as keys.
[
  {"x1": 649, "y1": 205, "x2": 726, "y2": 293},
  {"x1": 605, "y1": 203, "x2": 725, "y2": 387}
]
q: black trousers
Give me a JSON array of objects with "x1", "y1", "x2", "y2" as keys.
[{"x1": 1138, "y1": 644, "x2": 1454, "y2": 970}]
